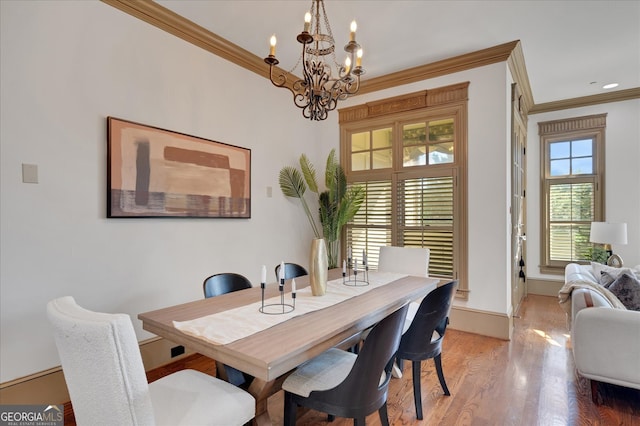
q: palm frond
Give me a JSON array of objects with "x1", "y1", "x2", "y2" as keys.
[
  {"x1": 279, "y1": 150, "x2": 365, "y2": 267},
  {"x1": 300, "y1": 154, "x2": 319, "y2": 194},
  {"x1": 279, "y1": 166, "x2": 320, "y2": 237},
  {"x1": 325, "y1": 149, "x2": 338, "y2": 190},
  {"x1": 279, "y1": 167, "x2": 306, "y2": 199}
]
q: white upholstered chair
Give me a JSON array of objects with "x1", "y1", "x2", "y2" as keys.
[
  {"x1": 378, "y1": 246, "x2": 430, "y2": 279},
  {"x1": 377, "y1": 246, "x2": 431, "y2": 377},
  {"x1": 378, "y1": 246, "x2": 430, "y2": 331},
  {"x1": 47, "y1": 296, "x2": 255, "y2": 426}
]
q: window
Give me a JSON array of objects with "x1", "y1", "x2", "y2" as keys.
[
  {"x1": 539, "y1": 114, "x2": 606, "y2": 274},
  {"x1": 339, "y1": 83, "x2": 468, "y2": 298}
]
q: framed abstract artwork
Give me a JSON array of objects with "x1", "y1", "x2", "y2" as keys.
[{"x1": 107, "y1": 117, "x2": 251, "y2": 218}]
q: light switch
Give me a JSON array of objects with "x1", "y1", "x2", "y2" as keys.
[{"x1": 22, "y1": 163, "x2": 38, "y2": 184}]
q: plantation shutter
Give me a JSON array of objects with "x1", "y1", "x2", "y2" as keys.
[
  {"x1": 396, "y1": 174, "x2": 454, "y2": 278},
  {"x1": 547, "y1": 179, "x2": 595, "y2": 262},
  {"x1": 345, "y1": 180, "x2": 392, "y2": 268}
]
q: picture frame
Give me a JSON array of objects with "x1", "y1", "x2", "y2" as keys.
[{"x1": 107, "y1": 117, "x2": 251, "y2": 218}]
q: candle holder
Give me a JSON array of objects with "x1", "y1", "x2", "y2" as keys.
[
  {"x1": 343, "y1": 257, "x2": 369, "y2": 287},
  {"x1": 259, "y1": 278, "x2": 296, "y2": 315}
]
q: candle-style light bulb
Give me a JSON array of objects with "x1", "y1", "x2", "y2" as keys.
[
  {"x1": 303, "y1": 12, "x2": 311, "y2": 32},
  {"x1": 350, "y1": 20, "x2": 357, "y2": 41},
  {"x1": 269, "y1": 35, "x2": 277, "y2": 56},
  {"x1": 344, "y1": 57, "x2": 351, "y2": 74},
  {"x1": 356, "y1": 48, "x2": 363, "y2": 67}
]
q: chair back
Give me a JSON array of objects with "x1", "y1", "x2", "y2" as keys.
[
  {"x1": 378, "y1": 246, "x2": 430, "y2": 277},
  {"x1": 47, "y1": 296, "x2": 155, "y2": 426},
  {"x1": 203, "y1": 273, "x2": 252, "y2": 298},
  {"x1": 307, "y1": 304, "x2": 409, "y2": 418},
  {"x1": 274, "y1": 263, "x2": 308, "y2": 281},
  {"x1": 398, "y1": 280, "x2": 458, "y2": 360}
]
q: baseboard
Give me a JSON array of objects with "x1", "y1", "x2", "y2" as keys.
[
  {"x1": 449, "y1": 305, "x2": 512, "y2": 340},
  {"x1": 527, "y1": 277, "x2": 563, "y2": 297},
  {"x1": 0, "y1": 337, "x2": 196, "y2": 405}
]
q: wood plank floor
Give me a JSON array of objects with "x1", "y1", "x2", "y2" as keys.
[
  {"x1": 265, "y1": 295, "x2": 639, "y2": 425},
  {"x1": 65, "y1": 295, "x2": 640, "y2": 425}
]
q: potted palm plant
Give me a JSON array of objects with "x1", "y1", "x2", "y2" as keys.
[{"x1": 279, "y1": 149, "x2": 364, "y2": 271}]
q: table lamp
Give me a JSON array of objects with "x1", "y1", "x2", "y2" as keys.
[{"x1": 589, "y1": 222, "x2": 627, "y2": 267}]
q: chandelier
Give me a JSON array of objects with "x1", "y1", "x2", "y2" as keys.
[{"x1": 264, "y1": 0, "x2": 365, "y2": 121}]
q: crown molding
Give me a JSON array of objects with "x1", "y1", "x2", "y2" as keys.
[
  {"x1": 530, "y1": 87, "x2": 640, "y2": 114},
  {"x1": 101, "y1": 2, "x2": 537, "y2": 112},
  {"x1": 358, "y1": 41, "x2": 519, "y2": 95},
  {"x1": 506, "y1": 41, "x2": 534, "y2": 114}
]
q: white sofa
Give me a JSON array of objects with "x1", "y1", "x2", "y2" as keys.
[{"x1": 562, "y1": 263, "x2": 640, "y2": 401}]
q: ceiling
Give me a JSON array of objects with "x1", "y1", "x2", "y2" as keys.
[{"x1": 157, "y1": 0, "x2": 639, "y2": 106}]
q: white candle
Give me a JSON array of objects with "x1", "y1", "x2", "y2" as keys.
[
  {"x1": 343, "y1": 259, "x2": 346, "y2": 274},
  {"x1": 362, "y1": 250, "x2": 367, "y2": 265},
  {"x1": 354, "y1": 258, "x2": 358, "y2": 271},
  {"x1": 303, "y1": 12, "x2": 311, "y2": 32},
  {"x1": 261, "y1": 265, "x2": 267, "y2": 283},
  {"x1": 269, "y1": 35, "x2": 277, "y2": 56},
  {"x1": 280, "y1": 261, "x2": 286, "y2": 282},
  {"x1": 347, "y1": 246, "x2": 352, "y2": 259},
  {"x1": 292, "y1": 278, "x2": 296, "y2": 294}
]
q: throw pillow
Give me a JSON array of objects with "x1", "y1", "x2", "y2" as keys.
[
  {"x1": 591, "y1": 262, "x2": 639, "y2": 281},
  {"x1": 607, "y1": 272, "x2": 640, "y2": 311},
  {"x1": 599, "y1": 271, "x2": 618, "y2": 287}
]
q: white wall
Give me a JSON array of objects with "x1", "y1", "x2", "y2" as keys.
[
  {"x1": 8, "y1": 0, "x2": 622, "y2": 384},
  {"x1": 527, "y1": 99, "x2": 640, "y2": 280},
  {"x1": 332, "y1": 62, "x2": 514, "y2": 315},
  {"x1": 0, "y1": 1, "x2": 328, "y2": 382}
]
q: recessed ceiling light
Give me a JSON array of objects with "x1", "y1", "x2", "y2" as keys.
[{"x1": 602, "y1": 83, "x2": 619, "y2": 89}]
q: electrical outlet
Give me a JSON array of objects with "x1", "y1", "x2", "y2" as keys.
[{"x1": 170, "y1": 345, "x2": 185, "y2": 358}]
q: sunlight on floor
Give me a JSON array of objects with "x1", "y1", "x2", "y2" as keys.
[{"x1": 533, "y1": 329, "x2": 562, "y2": 347}]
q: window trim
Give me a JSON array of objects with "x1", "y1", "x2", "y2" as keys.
[
  {"x1": 539, "y1": 114, "x2": 606, "y2": 274},
  {"x1": 339, "y1": 83, "x2": 468, "y2": 299}
]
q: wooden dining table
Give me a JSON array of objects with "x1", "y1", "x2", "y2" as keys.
[{"x1": 138, "y1": 268, "x2": 439, "y2": 425}]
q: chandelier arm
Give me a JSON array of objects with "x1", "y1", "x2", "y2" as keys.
[{"x1": 267, "y1": 65, "x2": 291, "y2": 89}]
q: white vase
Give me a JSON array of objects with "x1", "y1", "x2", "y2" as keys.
[{"x1": 309, "y1": 238, "x2": 328, "y2": 296}]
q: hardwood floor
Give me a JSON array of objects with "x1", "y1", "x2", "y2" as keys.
[
  {"x1": 64, "y1": 295, "x2": 639, "y2": 425},
  {"x1": 265, "y1": 295, "x2": 639, "y2": 425}
]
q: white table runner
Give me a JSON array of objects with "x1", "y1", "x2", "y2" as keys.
[{"x1": 173, "y1": 271, "x2": 407, "y2": 345}]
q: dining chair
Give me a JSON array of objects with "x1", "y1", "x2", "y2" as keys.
[
  {"x1": 202, "y1": 272, "x2": 253, "y2": 387},
  {"x1": 47, "y1": 296, "x2": 255, "y2": 426},
  {"x1": 378, "y1": 245, "x2": 430, "y2": 327},
  {"x1": 203, "y1": 272, "x2": 252, "y2": 298},
  {"x1": 274, "y1": 262, "x2": 308, "y2": 281},
  {"x1": 396, "y1": 280, "x2": 458, "y2": 420},
  {"x1": 378, "y1": 245, "x2": 430, "y2": 277},
  {"x1": 375, "y1": 245, "x2": 431, "y2": 376},
  {"x1": 282, "y1": 303, "x2": 409, "y2": 426}
]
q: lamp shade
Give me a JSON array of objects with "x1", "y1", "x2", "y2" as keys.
[{"x1": 589, "y1": 222, "x2": 628, "y2": 245}]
